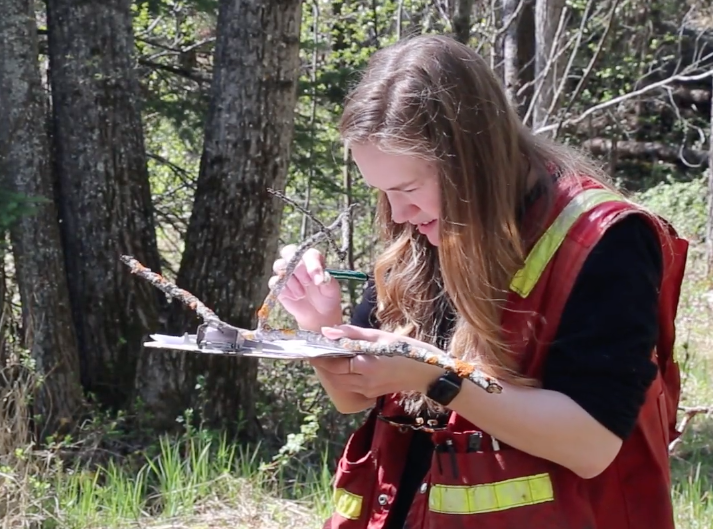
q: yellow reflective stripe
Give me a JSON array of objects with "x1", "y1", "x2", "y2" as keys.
[
  {"x1": 333, "y1": 488, "x2": 363, "y2": 520},
  {"x1": 510, "y1": 188, "x2": 625, "y2": 297},
  {"x1": 428, "y1": 473, "x2": 554, "y2": 515}
]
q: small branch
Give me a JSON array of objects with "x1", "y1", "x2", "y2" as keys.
[
  {"x1": 669, "y1": 405, "x2": 713, "y2": 453},
  {"x1": 536, "y1": 70, "x2": 713, "y2": 136},
  {"x1": 267, "y1": 188, "x2": 347, "y2": 260},
  {"x1": 120, "y1": 194, "x2": 503, "y2": 395},
  {"x1": 239, "y1": 328, "x2": 502, "y2": 394},
  {"x1": 255, "y1": 204, "x2": 357, "y2": 334},
  {"x1": 553, "y1": 0, "x2": 620, "y2": 139},
  {"x1": 137, "y1": 57, "x2": 211, "y2": 83},
  {"x1": 120, "y1": 255, "x2": 237, "y2": 333},
  {"x1": 121, "y1": 254, "x2": 503, "y2": 393}
]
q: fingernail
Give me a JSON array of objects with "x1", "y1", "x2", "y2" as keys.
[{"x1": 314, "y1": 272, "x2": 324, "y2": 286}]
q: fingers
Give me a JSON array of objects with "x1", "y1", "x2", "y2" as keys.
[
  {"x1": 280, "y1": 244, "x2": 298, "y2": 260},
  {"x1": 310, "y1": 356, "x2": 354, "y2": 375},
  {"x1": 302, "y1": 248, "x2": 326, "y2": 285},
  {"x1": 321, "y1": 324, "x2": 385, "y2": 343},
  {"x1": 268, "y1": 270, "x2": 305, "y2": 300}
]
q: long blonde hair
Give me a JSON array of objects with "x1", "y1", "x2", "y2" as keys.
[{"x1": 339, "y1": 35, "x2": 614, "y2": 392}]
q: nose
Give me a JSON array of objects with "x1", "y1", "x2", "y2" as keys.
[{"x1": 388, "y1": 194, "x2": 419, "y2": 224}]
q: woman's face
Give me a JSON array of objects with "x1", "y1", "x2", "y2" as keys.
[{"x1": 350, "y1": 143, "x2": 441, "y2": 246}]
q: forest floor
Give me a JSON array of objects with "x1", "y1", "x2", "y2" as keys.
[{"x1": 2, "y1": 247, "x2": 713, "y2": 529}]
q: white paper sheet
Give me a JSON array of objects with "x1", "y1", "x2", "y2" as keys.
[{"x1": 144, "y1": 333, "x2": 355, "y2": 360}]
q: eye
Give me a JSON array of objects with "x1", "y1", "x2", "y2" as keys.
[{"x1": 402, "y1": 187, "x2": 419, "y2": 193}]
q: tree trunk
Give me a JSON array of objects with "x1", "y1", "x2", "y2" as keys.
[
  {"x1": 135, "y1": 0, "x2": 303, "y2": 436},
  {"x1": 46, "y1": 0, "x2": 164, "y2": 408},
  {"x1": 0, "y1": 0, "x2": 84, "y2": 436},
  {"x1": 452, "y1": 0, "x2": 474, "y2": 44},
  {"x1": 502, "y1": 0, "x2": 535, "y2": 116},
  {"x1": 706, "y1": 75, "x2": 713, "y2": 275},
  {"x1": 532, "y1": 0, "x2": 565, "y2": 130}
]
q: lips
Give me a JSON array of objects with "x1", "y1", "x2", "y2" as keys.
[{"x1": 416, "y1": 219, "x2": 436, "y2": 234}]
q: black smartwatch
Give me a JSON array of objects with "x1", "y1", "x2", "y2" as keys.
[{"x1": 426, "y1": 370, "x2": 463, "y2": 406}]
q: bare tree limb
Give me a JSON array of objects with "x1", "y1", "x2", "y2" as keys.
[
  {"x1": 137, "y1": 57, "x2": 211, "y2": 83},
  {"x1": 255, "y1": 203, "x2": 357, "y2": 333},
  {"x1": 121, "y1": 194, "x2": 505, "y2": 394},
  {"x1": 536, "y1": 70, "x2": 713, "y2": 136},
  {"x1": 121, "y1": 255, "x2": 236, "y2": 333},
  {"x1": 267, "y1": 188, "x2": 349, "y2": 261},
  {"x1": 552, "y1": 0, "x2": 619, "y2": 138}
]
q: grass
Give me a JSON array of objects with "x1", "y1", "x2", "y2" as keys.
[
  {"x1": 667, "y1": 246, "x2": 713, "y2": 528},
  {"x1": 0, "y1": 423, "x2": 334, "y2": 529},
  {"x1": 3, "y1": 195, "x2": 713, "y2": 528}
]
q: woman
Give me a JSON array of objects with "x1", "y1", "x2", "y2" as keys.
[{"x1": 270, "y1": 35, "x2": 688, "y2": 529}]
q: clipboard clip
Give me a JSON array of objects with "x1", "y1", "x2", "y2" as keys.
[{"x1": 195, "y1": 323, "x2": 244, "y2": 352}]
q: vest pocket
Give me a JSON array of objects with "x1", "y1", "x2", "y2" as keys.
[
  {"x1": 329, "y1": 413, "x2": 379, "y2": 528},
  {"x1": 422, "y1": 434, "x2": 583, "y2": 529}
]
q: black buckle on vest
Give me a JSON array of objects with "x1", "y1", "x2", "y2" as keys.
[{"x1": 376, "y1": 413, "x2": 448, "y2": 433}]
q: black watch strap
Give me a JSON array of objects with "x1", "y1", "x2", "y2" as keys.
[{"x1": 426, "y1": 370, "x2": 463, "y2": 406}]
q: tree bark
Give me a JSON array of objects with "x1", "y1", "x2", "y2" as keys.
[
  {"x1": 0, "y1": 0, "x2": 84, "y2": 435},
  {"x1": 452, "y1": 0, "x2": 474, "y2": 44},
  {"x1": 706, "y1": 75, "x2": 713, "y2": 275},
  {"x1": 135, "y1": 0, "x2": 303, "y2": 435},
  {"x1": 501, "y1": 0, "x2": 535, "y2": 116},
  {"x1": 46, "y1": 0, "x2": 164, "y2": 408},
  {"x1": 533, "y1": 0, "x2": 565, "y2": 130}
]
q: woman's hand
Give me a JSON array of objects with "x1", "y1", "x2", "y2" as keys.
[
  {"x1": 316, "y1": 326, "x2": 623, "y2": 479},
  {"x1": 310, "y1": 324, "x2": 445, "y2": 399},
  {"x1": 268, "y1": 245, "x2": 343, "y2": 331}
]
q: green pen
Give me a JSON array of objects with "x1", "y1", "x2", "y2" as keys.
[{"x1": 324, "y1": 268, "x2": 370, "y2": 282}]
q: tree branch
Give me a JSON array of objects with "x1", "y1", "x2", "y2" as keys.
[
  {"x1": 536, "y1": 71, "x2": 713, "y2": 136},
  {"x1": 669, "y1": 405, "x2": 713, "y2": 454},
  {"x1": 137, "y1": 57, "x2": 211, "y2": 83},
  {"x1": 255, "y1": 203, "x2": 358, "y2": 333},
  {"x1": 120, "y1": 198, "x2": 504, "y2": 395}
]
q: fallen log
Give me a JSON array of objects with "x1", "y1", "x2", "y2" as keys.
[{"x1": 583, "y1": 138, "x2": 709, "y2": 168}]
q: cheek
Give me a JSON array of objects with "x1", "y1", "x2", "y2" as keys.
[{"x1": 417, "y1": 191, "x2": 441, "y2": 217}]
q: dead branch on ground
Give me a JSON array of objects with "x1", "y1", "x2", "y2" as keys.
[{"x1": 669, "y1": 405, "x2": 713, "y2": 454}]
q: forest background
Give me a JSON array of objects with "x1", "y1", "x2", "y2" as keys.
[{"x1": 1, "y1": 0, "x2": 713, "y2": 527}]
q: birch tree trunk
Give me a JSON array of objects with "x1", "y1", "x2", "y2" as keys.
[
  {"x1": 0, "y1": 0, "x2": 84, "y2": 435},
  {"x1": 502, "y1": 0, "x2": 535, "y2": 116},
  {"x1": 533, "y1": 0, "x2": 565, "y2": 130},
  {"x1": 502, "y1": 0, "x2": 521, "y2": 104},
  {"x1": 135, "y1": 0, "x2": 303, "y2": 435},
  {"x1": 46, "y1": 0, "x2": 164, "y2": 408}
]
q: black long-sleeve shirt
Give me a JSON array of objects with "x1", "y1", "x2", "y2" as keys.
[{"x1": 350, "y1": 213, "x2": 662, "y2": 529}]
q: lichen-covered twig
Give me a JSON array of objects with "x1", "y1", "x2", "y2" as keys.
[
  {"x1": 120, "y1": 193, "x2": 503, "y2": 395},
  {"x1": 122, "y1": 255, "x2": 502, "y2": 393},
  {"x1": 237, "y1": 328, "x2": 502, "y2": 394},
  {"x1": 255, "y1": 203, "x2": 358, "y2": 335},
  {"x1": 267, "y1": 188, "x2": 348, "y2": 260},
  {"x1": 119, "y1": 255, "x2": 238, "y2": 333}
]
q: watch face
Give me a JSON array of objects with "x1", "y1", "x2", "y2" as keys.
[{"x1": 427, "y1": 373, "x2": 463, "y2": 405}]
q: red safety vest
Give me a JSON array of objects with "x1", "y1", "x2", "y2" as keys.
[{"x1": 323, "y1": 174, "x2": 688, "y2": 529}]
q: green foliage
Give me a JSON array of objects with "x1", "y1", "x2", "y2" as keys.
[
  {"x1": 0, "y1": 189, "x2": 47, "y2": 236},
  {"x1": 633, "y1": 175, "x2": 709, "y2": 243},
  {"x1": 16, "y1": 0, "x2": 702, "y2": 525}
]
